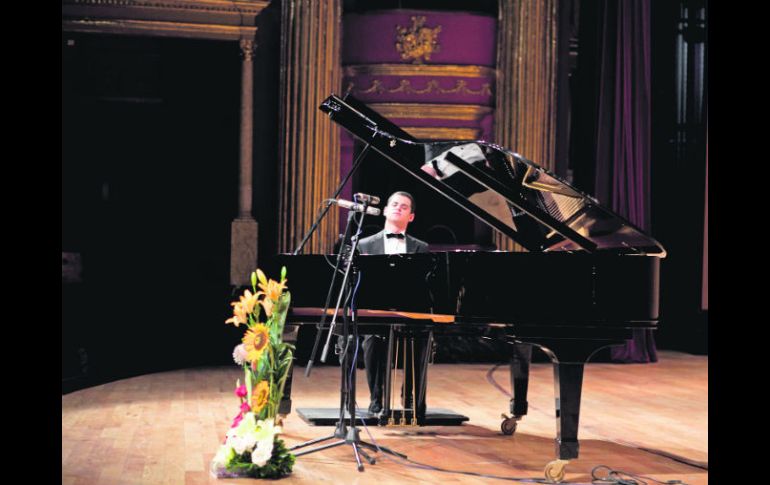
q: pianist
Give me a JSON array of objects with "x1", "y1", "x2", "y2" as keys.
[{"x1": 357, "y1": 191, "x2": 429, "y2": 416}]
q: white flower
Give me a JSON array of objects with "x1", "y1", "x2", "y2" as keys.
[
  {"x1": 224, "y1": 414, "x2": 281, "y2": 458},
  {"x1": 232, "y1": 344, "x2": 248, "y2": 365},
  {"x1": 212, "y1": 445, "x2": 236, "y2": 467},
  {"x1": 251, "y1": 438, "x2": 274, "y2": 466},
  {"x1": 226, "y1": 413, "x2": 260, "y2": 454},
  {"x1": 254, "y1": 418, "x2": 281, "y2": 441},
  {"x1": 229, "y1": 435, "x2": 250, "y2": 455}
]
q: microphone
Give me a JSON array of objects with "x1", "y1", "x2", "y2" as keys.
[
  {"x1": 327, "y1": 198, "x2": 381, "y2": 216},
  {"x1": 354, "y1": 193, "x2": 380, "y2": 205}
]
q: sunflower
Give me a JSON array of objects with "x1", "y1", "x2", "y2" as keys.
[
  {"x1": 251, "y1": 380, "x2": 270, "y2": 413},
  {"x1": 242, "y1": 324, "x2": 270, "y2": 362}
]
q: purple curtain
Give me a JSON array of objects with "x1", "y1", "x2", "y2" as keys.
[{"x1": 594, "y1": 0, "x2": 657, "y2": 363}]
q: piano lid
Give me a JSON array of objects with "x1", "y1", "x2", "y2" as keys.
[{"x1": 320, "y1": 94, "x2": 666, "y2": 257}]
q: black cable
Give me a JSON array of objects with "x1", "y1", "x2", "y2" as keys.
[
  {"x1": 484, "y1": 366, "x2": 697, "y2": 485},
  {"x1": 485, "y1": 363, "x2": 546, "y2": 415},
  {"x1": 354, "y1": 413, "x2": 559, "y2": 484},
  {"x1": 486, "y1": 363, "x2": 512, "y2": 397},
  {"x1": 635, "y1": 448, "x2": 707, "y2": 471},
  {"x1": 309, "y1": 363, "x2": 695, "y2": 485},
  {"x1": 590, "y1": 465, "x2": 688, "y2": 485},
  {"x1": 305, "y1": 210, "x2": 362, "y2": 377}
]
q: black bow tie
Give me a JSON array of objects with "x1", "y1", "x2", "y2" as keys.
[{"x1": 385, "y1": 233, "x2": 405, "y2": 239}]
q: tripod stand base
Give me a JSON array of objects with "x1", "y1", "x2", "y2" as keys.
[
  {"x1": 290, "y1": 423, "x2": 408, "y2": 471},
  {"x1": 296, "y1": 407, "x2": 469, "y2": 426}
]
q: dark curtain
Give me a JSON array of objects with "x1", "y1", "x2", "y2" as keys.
[{"x1": 576, "y1": 0, "x2": 658, "y2": 362}]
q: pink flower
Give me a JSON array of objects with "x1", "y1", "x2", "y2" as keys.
[
  {"x1": 240, "y1": 402, "x2": 251, "y2": 414},
  {"x1": 231, "y1": 413, "x2": 243, "y2": 429},
  {"x1": 235, "y1": 384, "x2": 247, "y2": 398}
]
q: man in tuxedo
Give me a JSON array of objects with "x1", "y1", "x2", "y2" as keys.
[{"x1": 356, "y1": 191, "x2": 430, "y2": 418}]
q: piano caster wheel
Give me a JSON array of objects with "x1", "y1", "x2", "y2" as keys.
[
  {"x1": 543, "y1": 459, "x2": 569, "y2": 483},
  {"x1": 500, "y1": 414, "x2": 518, "y2": 435}
]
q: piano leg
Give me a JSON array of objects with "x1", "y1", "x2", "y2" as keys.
[
  {"x1": 552, "y1": 362, "x2": 584, "y2": 460},
  {"x1": 522, "y1": 338, "x2": 623, "y2": 483},
  {"x1": 502, "y1": 342, "x2": 532, "y2": 435},
  {"x1": 510, "y1": 343, "x2": 532, "y2": 417}
]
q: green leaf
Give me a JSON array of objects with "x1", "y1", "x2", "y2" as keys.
[
  {"x1": 245, "y1": 366, "x2": 253, "y2": 402},
  {"x1": 271, "y1": 292, "x2": 291, "y2": 337},
  {"x1": 222, "y1": 437, "x2": 295, "y2": 478}
]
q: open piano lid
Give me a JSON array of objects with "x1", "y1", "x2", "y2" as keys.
[{"x1": 320, "y1": 94, "x2": 666, "y2": 257}]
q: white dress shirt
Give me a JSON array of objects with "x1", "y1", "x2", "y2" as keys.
[{"x1": 383, "y1": 232, "x2": 407, "y2": 254}]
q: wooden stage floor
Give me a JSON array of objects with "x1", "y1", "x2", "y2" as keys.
[{"x1": 62, "y1": 351, "x2": 707, "y2": 484}]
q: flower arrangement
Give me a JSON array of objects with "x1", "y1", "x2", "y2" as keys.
[{"x1": 210, "y1": 267, "x2": 296, "y2": 479}]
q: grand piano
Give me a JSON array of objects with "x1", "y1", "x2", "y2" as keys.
[{"x1": 272, "y1": 94, "x2": 666, "y2": 481}]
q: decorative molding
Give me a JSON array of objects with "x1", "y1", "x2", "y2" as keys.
[
  {"x1": 346, "y1": 79, "x2": 492, "y2": 97},
  {"x1": 62, "y1": 0, "x2": 268, "y2": 40},
  {"x1": 367, "y1": 103, "x2": 492, "y2": 121},
  {"x1": 402, "y1": 126, "x2": 479, "y2": 140},
  {"x1": 62, "y1": 0, "x2": 269, "y2": 16},
  {"x1": 344, "y1": 63, "x2": 496, "y2": 79},
  {"x1": 62, "y1": 18, "x2": 258, "y2": 40},
  {"x1": 395, "y1": 16, "x2": 442, "y2": 64}
]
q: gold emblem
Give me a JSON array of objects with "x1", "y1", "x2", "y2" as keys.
[{"x1": 395, "y1": 16, "x2": 442, "y2": 64}]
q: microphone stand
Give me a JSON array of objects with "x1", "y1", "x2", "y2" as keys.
[
  {"x1": 297, "y1": 143, "x2": 372, "y2": 379},
  {"x1": 304, "y1": 210, "x2": 355, "y2": 377},
  {"x1": 293, "y1": 143, "x2": 372, "y2": 255},
  {"x1": 289, "y1": 204, "x2": 407, "y2": 470}
]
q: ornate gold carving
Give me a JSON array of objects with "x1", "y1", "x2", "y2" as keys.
[
  {"x1": 402, "y1": 127, "x2": 479, "y2": 140},
  {"x1": 395, "y1": 16, "x2": 442, "y2": 64},
  {"x1": 347, "y1": 79, "x2": 492, "y2": 96},
  {"x1": 344, "y1": 64, "x2": 495, "y2": 79},
  {"x1": 367, "y1": 103, "x2": 492, "y2": 121}
]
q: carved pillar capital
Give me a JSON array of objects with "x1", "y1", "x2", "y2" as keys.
[{"x1": 239, "y1": 38, "x2": 256, "y2": 61}]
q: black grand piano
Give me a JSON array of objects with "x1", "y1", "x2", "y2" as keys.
[{"x1": 272, "y1": 94, "x2": 666, "y2": 480}]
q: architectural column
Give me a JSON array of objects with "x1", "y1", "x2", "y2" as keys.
[
  {"x1": 495, "y1": 0, "x2": 561, "y2": 251},
  {"x1": 230, "y1": 37, "x2": 259, "y2": 285},
  {"x1": 278, "y1": 0, "x2": 342, "y2": 254}
]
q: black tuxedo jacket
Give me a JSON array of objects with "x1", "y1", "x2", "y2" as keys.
[{"x1": 357, "y1": 229, "x2": 429, "y2": 255}]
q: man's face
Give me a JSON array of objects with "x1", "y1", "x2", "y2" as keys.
[{"x1": 383, "y1": 194, "x2": 415, "y2": 227}]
